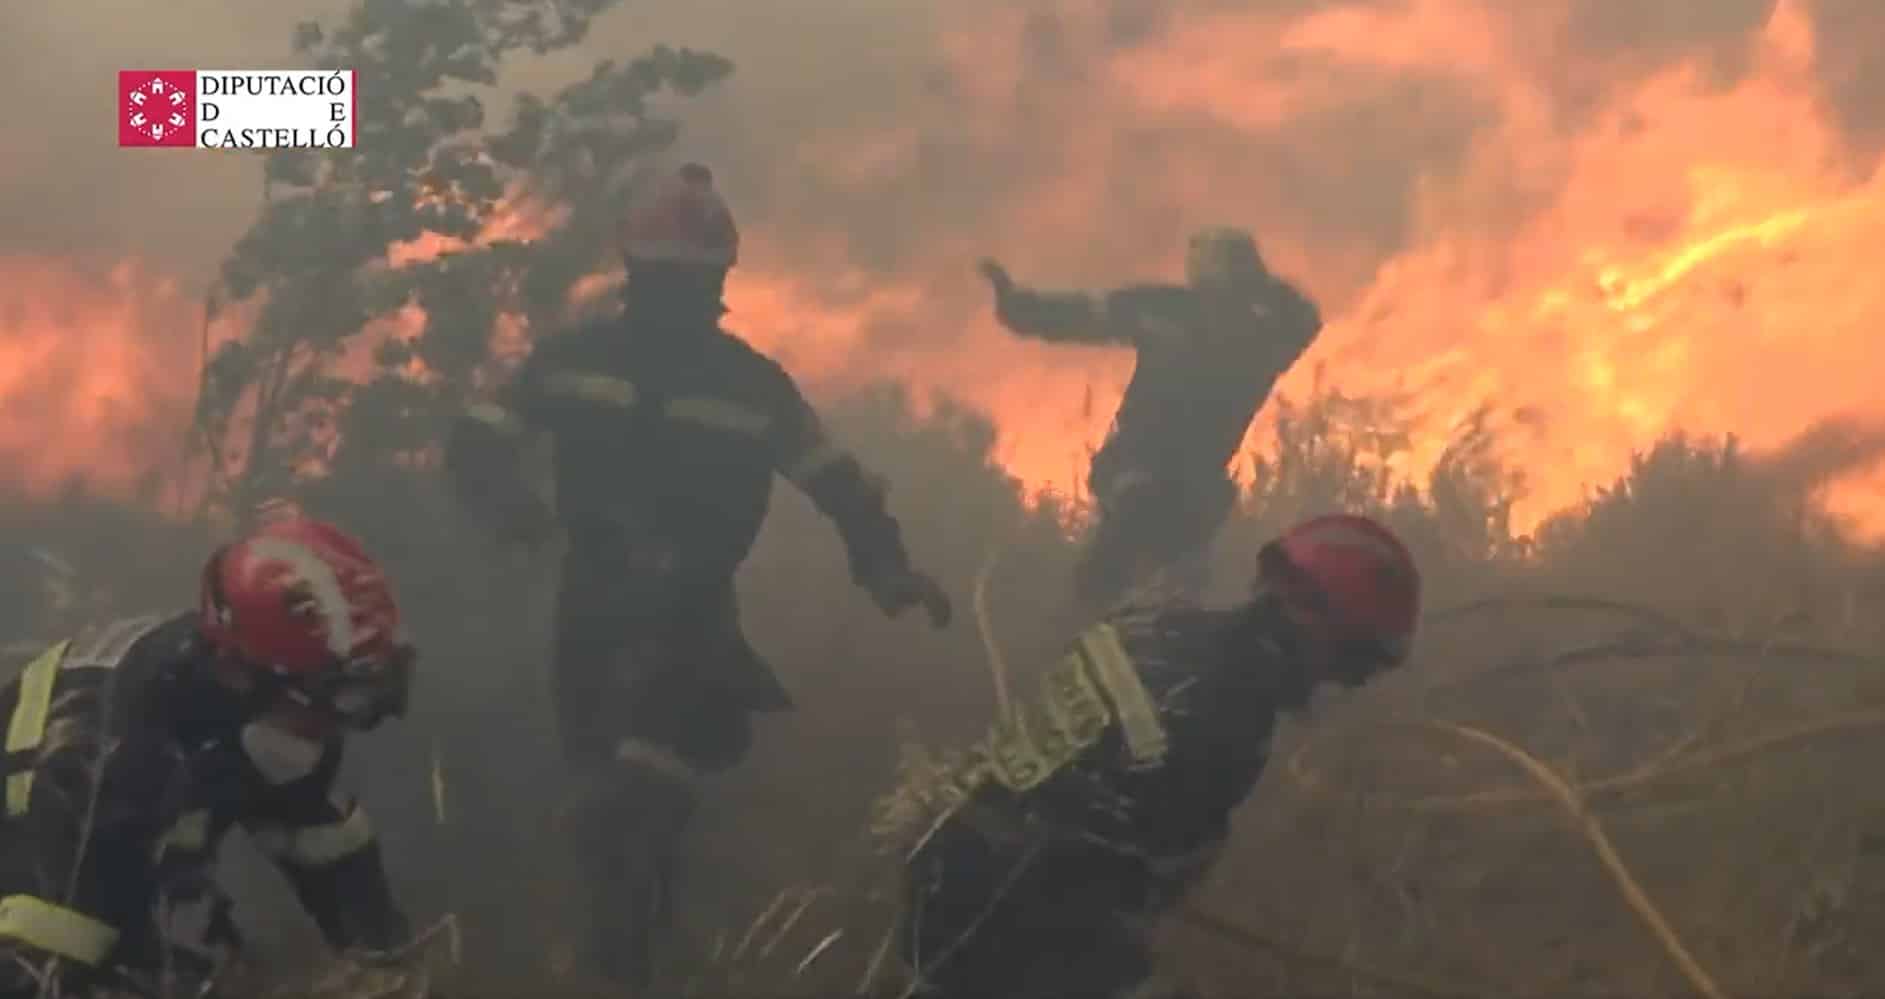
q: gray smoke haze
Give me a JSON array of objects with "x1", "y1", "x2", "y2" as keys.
[
  {"x1": 11, "y1": 0, "x2": 1878, "y2": 292},
  {"x1": 1803, "y1": 0, "x2": 1885, "y2": 155}
]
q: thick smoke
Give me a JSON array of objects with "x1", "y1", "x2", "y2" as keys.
[
  {"x1": 1803, "y1": 0, "x2": 1885, "y2": 155},
  {"x1": 10, "y1": 0, "x2": 1877, "y2": 304}
]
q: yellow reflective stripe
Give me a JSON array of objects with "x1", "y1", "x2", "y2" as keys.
[
  {"x1": 1039, "y1": 650, "x2": 1113, "y2": 752},
  {"x1": 980, "y1": 640, "x2": 1117, "y2": 794},
  {"x1": 541, "y1": 370, "x2": 637, "y2": 408},
  {"x1": 250, "y1": 806, "x2": 375, "y2": 866},
  {"x1": 465, "y1": 402, "x2": 524, "y2": 437},
  {"x1": 1078, "y1": 625, "x2": 1168, "y2": 767},
  {"x1": 153, "y1": 809, "x2": 211, "y2": 862},
  {"x1": 784, "y1": 442, "x2": 849, "y2": 486},
  {"x1": 983, "y1": 717, "x2": 1052, "y2": 793},
  {"x1": 665, "y1": 397, "x2": 770, "y2": 437},
  {"x1": 5, "y1": 641, "x2": 69, "y2": 817},
  {"x1": 0, "y1": 895, "x2": 118, "y2": 965}
]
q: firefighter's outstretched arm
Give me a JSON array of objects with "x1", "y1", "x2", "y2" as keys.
[
  {"x1": 239, "y1": 748, "x2": 411, "y2": 956},
  {"x1": 771, "y1": 387, "x2": 952, "y2": 628},
  {"x1": 444, "y1": 375, "x2": 554, "y2": 545},
  {"x1": 979, "y1": 259, "x2": 1140, "y2": 347}
]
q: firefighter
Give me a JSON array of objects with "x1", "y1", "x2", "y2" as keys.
[
  {"x1": 445, "y1": 161, "x2": 953, "y2": 990},
  {"x1": 979, "y1": 229, "x2": 1322, "y2": 607},
  {"x1": 0, "y1": 516, "x2": 424, "y2": 998},
  {"x1": 882, "y1": 513, "x2": 1419, "y2": 999}
]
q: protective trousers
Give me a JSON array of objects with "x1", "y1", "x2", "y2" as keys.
[
  {"x1": 1076, "y1": 466, "x2": 1236, "y2": 608},
  {"x1": 900, "y1": 820, "x2": 1190, "y2": 999},
  {"x1": 550, "y1": 546, "x2": 788, "y2": 990}
]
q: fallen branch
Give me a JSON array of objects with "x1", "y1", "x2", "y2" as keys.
[
  {"x1": 1424, "y1": 593, "x2": 1701, "y2": 639},
  {"x1": 1287, "y1": 710, "x2": 1885, "y2": 814},
  {"x1": 1422, "y1": 721, "x2": 1731, "y2": 999},
  {"x1": 1173, "y1": 904, "x2": 1497, "y2": 999},
  {"x1": 970, "y1": 536, "x2": 1015, "y2": 725}
]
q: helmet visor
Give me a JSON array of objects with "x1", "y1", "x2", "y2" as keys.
[{"x1": 284, "y1": 643, "x2": 415, "y2": 730}]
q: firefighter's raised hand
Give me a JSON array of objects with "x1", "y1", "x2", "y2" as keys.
[
  {"x1": 866, "y1": 566, "x2": 953, "y2": 629},
  {"x1": 978, "y1": 258, "x2": 1013, "y2": 300}
]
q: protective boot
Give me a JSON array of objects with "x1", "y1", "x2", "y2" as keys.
[{"x1": 568, "y1": 757, "x2": 699, "y2": 992}]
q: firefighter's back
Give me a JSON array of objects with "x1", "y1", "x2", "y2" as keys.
[
  {"x1": 900, "y1": 601, "x2": 1290, "y2": 875},
  {"x1": 1003, "y1": 602, "x2": 1289, "y2": 858},
  {"x1": 899, "y1": 602, "x2": 1297, "y2": 999},
  {"x1": 1103, "y1": 282, "x2": 1317, "y2": 483},
  {"x1": 520, "y1": 314, "x2": 799, "y2": 577}
]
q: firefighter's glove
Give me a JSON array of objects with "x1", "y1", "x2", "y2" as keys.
[
  {"x1": 864, "y1": 566, "x2": 953, "y2": 629},
  {"x1": 978, "y1": 259, "x2": 1013, "y2": 301}
]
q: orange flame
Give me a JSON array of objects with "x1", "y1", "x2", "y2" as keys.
[
  {"x1": 0, "y1": 255, "x2": 197, "y2": 500},
  {"x1": 728, "y1": 0, "x2": 1885, "y2": 533},
  {"x1": 8, "y1": 0, "x2": 1885, "y2": 540}
]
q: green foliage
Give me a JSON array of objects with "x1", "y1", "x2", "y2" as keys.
[{"x1": 194, "y1": 0, "x2": 732, "y2": 516}]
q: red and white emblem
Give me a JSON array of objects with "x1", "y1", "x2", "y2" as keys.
[{"x1": 118, "y1": 71, "x2": 195, "y2": 148}]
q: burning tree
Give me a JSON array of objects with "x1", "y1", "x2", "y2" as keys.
[{"x1": 192, "y1": 0, "x2": 732, "y2": 515}]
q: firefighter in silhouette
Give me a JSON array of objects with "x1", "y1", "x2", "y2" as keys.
[
  {"x1": 445, "y1": 162, "x2": 953, "y2": 990},
  {"x1": 879, "y1": 514, "x2": 1419, "y2": 999},
  {"x1": 980, "y1": 229, "x2": 1321, "y2": 606},
  {"x1": 0, "y1": 515, "x2": 424, "y2": 998}
]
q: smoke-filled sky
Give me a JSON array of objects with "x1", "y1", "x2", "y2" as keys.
[{"x1": 4, "y1": 0, "x2": 1885, "y2": 530}]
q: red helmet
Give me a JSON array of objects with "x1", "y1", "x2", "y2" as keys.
[
  {"x1": 199, "y1": 516, "x2": 411, "y2": 725},
  {"x1": 617, "y1": 162, "x2": 739, "y2": 268},
  {"x1": 1259, "y1": 513, "x2": 1420, "y2": 668}
]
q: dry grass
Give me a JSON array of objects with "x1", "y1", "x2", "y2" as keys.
[{"x1": 7, "y1": 387, "x2": 1885, "y2": 997}]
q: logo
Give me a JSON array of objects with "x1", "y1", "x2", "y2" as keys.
[{"x1": 118, "y1": 71, "x2": 195, "y2": 147}]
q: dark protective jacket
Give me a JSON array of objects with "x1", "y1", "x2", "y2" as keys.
[
  {"x1": 445, "y1": 306, "x2": 918, "y2": 706},
  {"x1": 993, "y1": 279, "x2": 1321, "y2": 500},
  {"x1": 0, "y1": 613, "x2": 408, "y2": 994},
  {"x1": 895, "y1": 597, "x2": 1311, "y2": 907},
  {"x1": 890, "y1": 599, "x2": 1310, "y2": 997}
]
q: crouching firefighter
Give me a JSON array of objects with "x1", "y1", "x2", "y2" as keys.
[
  {"x1": 979, "y1": 228, "x2": 1322, "y2": 608},
  {"x1": 445, "y1": 162, "x2": 953, "y2": 991},
  {"x1": 0, "y1": 516, "x2": 424, "y2": 998},
  {"x1": 877, "y1": 514, "x2": 1419, "y2": 999}
]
